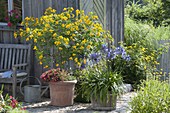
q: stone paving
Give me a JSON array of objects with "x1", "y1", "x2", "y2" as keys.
[{"x1": 23, "y1": 92, "x2": 136, "y2": 113}]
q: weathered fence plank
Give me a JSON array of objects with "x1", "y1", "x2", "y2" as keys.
[
  {"x1": 157, "y1": 40, "x2": 170, "y2": 75},
  {"x1": 80, "y1": 0, "x2": 124, "y2": 46},
  {"x1": 108, "y1": 0, "x2": 124, "y2": 46},
  {"x1": 80, "y1": 0, "x2": 93, "y2": 14},
  {"x1": 0, "y1": 26, "x2": 21, "y2": 44},
  {"x1": 80, "y1": 0, "x2": 106, "y2": 27}
]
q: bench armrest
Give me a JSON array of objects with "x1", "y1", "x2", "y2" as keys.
[
  {"x1": 12, "y1": 63, "x2": 28, "y2": 68},
  {"x1": 12, "y1": 63, "x2": 28, "y2": 78}
]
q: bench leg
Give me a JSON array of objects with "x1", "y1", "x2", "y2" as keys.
[
  {"x1": 12, "y1": 82, "x2": 16, "y2": 98},
  {"x1": 12, "y1": 67, "x2": 17, "y2": 98}
]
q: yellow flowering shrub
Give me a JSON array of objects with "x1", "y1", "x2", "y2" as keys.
[
  {"x1": 14, "y1": 7, "x2": 112, "y2": 68},
  {"x1": 118, "y1": 42, "x2": 166, "y2": 88}
]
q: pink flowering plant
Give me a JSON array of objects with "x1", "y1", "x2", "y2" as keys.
[
  {"x1": 0, "y1": 86, "x2": 27, "y2": 112},
  {"x1": 40, "y1": 68, "x2": 76, "y2": 82},
  {"x1": 5, "y1": 9, "x2": 21, "y2": 27}
]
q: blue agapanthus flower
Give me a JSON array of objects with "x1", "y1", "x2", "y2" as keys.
[
  {"x1": 92, "y1": 44, "x2": 131, "y2": 62},
  {"x1": 101, "y1": 44, "x2": 108, "y2": 53},
  {"x1": 90, "y1": 53, "x2": 101, "y2": 63},
  {"x1": 87, "y1": 45, "x2": 131, "y2": 68},
  {"x1": 106, "y1": 50, "x2": 116, "y2": 60},
  {"x1": 102, "y1": 45, "x2": 131, "y2": 61},
  {"x1": 114, "y1": 46, "x2": 125, "y2": 55},
  {"x1": 124, "y1": 55, "x2": 131, "y2": 61}
]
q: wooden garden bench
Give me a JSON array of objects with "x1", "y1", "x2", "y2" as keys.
[{"x1": 0, "y1": 44, "x2": 31, "y2": 98}]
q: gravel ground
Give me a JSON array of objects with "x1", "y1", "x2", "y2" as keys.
[{"x1": 23, "y1": 92, "x2": 136, "y2": 113}]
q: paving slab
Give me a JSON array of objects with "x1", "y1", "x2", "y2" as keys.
[{"x1": 23, "y1": 92, "x2": 136, "y2": 113}]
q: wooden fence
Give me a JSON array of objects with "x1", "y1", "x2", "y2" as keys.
[
  {"x1": 0, "y1": 26, "x2": 20, "y2": 44},
  {"x1": 80, "y1": 0, "x2": 106, "y2": 28},
  {"x1": 80, "y1": 0, "x2": 124, "y2": 46},
  {"x1": 157, "y1": 40, "x2": 170, "y2": 75},
  {"x1": 23, "y1": 0, "x2": 79, "y2": 18},
  {"x1": 0, "y1": 0, "x2": 124, "y2": 78}
]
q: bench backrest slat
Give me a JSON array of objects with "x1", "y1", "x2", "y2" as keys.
[
  {"x1": 8, "y1": 48, "x2": 12, "y2": 69},
  {"x1": 0, "y1": 44, "x2": 31, "y2": 71},
  {"x1": 19, "y1": 49, "x2": 23, "y2": 70},
  {"x1": 12, "y1": 48, "x2": 16, "y2": 69},
  {"x1": 4, "y1": 48, "x2": 9, "y2": 69}
]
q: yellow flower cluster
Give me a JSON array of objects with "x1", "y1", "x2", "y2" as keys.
[
  {"x1": 14, "y1": 7, "x2": 113, "y2": 68},
  {"x1": 126, "y1": 43, "x2": 161, "y2": 72}
]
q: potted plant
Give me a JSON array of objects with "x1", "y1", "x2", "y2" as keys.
[
  {"x1": 80, "y1": 46, "x2": 131, "y2": 110},
  {"x1": 40, "y1": 68, "x2": 76, "y2": 106},
  {"x1": 5, "y1": 9, "x2": 21, "y2": 28},
  {"x1": 80, "y1": 61, "x2": 124, "y2": 110}
]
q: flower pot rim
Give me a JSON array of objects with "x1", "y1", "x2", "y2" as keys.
[{"x1": 50, "y1": 80, "x2": 77, "y2": 83}]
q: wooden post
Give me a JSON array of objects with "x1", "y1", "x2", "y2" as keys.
[{"x1": 106, "y1": 0, "x2": 124, "y2": 46}]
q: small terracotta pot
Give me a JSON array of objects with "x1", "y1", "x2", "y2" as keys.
[{"x1": 49, "y1": 80, "x2": 77, "y2": 106}]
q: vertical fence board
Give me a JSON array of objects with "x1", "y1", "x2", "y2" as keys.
[
  {"x1": 158, "y1": 40, "x2": 170, "y2": 76},
  {"x1": 106, "y1": 0, "x2": 112, "y2": 33},
  {"x1": 80, "y1": 0, "x2": 106, "y2": 28},
  {"x1": 37, "y1": 0, "x2": 44, "y2": 17},
  {"x1": 23, "y1": 0, "x2": 32, "y2": 17},
  {"x1": 43, "y1": 0, "x2": 52, "y2": 12},
  {"x1": 80, "y1": 0, "x2": 124, "y2": 46},
  {"x1": 0, "y1": 26, "x2": 20, "y2": 44},
  {"x1": 106, "y1": 0, "x2": 124, "y2": 46},
  {"x1": 80, "y1": 0, "x2": 93, "y2": 14}
]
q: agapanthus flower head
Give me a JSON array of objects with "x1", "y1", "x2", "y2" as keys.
[
  {"x1": 101, "y1": 44, "x2": 108, "y2": 53},
  {"x1": 124, "y1": 55, "x2": 131, "y2": 61},
  {"x1": 121, "y1": 51, "x2": 127, "y2": 59},
  {"x1": 106, "y1": 50, "x2": 116, "y2": 60},
  {"x1": 91, "y1": 46, "x2": 131, "y2": 62},
  {"x1": 87, "y1": 45, "x2": 131, "y2": 70},
  {"x1": 90, "y1": 53, "x2": 100, "y2": 60},
  {"x1": 114, "y1": 46, "x2": 125, "y2": 55}
]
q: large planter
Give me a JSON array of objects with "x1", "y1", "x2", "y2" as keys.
[
  {"x1": 49, "y1": 80, "x2": 77, "y2": 106},
  {"x1": 91, "y1": 94, "x2": 117, "y2": 110}
]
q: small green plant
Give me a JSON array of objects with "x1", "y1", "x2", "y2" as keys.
[
  {"x1": 80, "y1": 61, "x2": 124, "y2": 103},
  {"x1": 129, "y1": 78, "x2": 170, "y2": 113}
]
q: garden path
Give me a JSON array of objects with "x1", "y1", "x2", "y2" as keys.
[{"x1": 23, "y1": 92, "x2": 136, "y2": 113}]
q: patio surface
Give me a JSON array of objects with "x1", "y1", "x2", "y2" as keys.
[{"x1": 23, "y1": 92, "x2": 136, "y2": 113}]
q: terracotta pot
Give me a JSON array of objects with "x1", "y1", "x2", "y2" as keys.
[
  {"x1": 91, "y1": 94, "x2": 117, "y2": 110},
  {"x1": 49, "y1": 80, "x2": 77, "y2": 106}
]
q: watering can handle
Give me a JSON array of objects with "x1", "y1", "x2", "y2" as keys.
[{"x1": 20, "y1": 76, "x2": 42, "y2": 96}]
